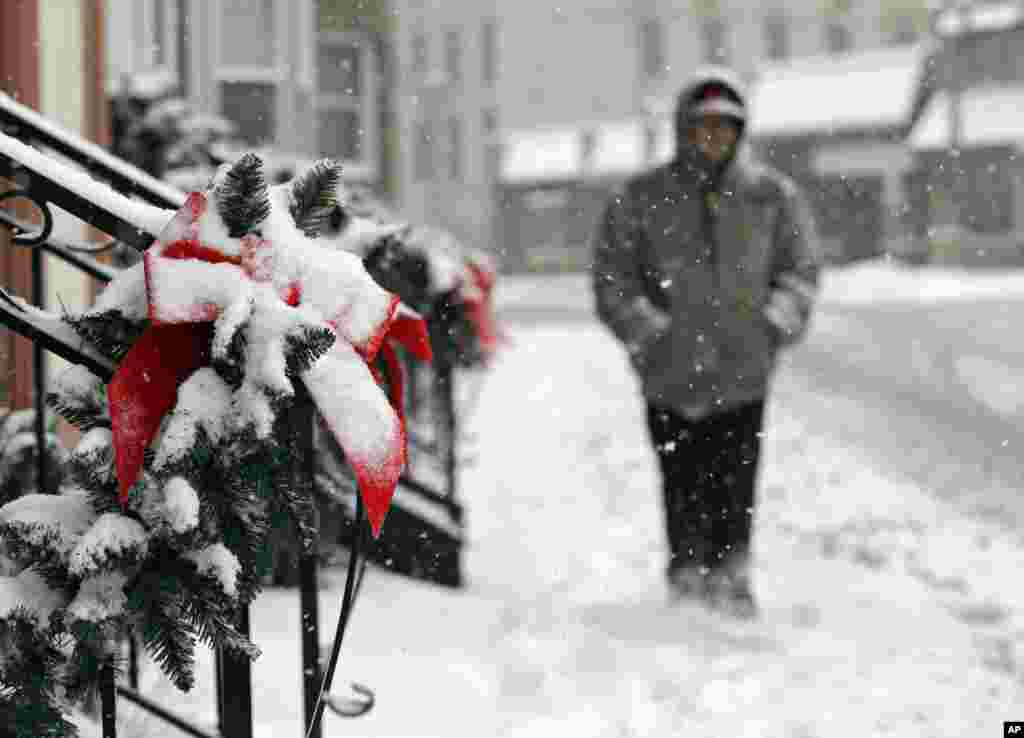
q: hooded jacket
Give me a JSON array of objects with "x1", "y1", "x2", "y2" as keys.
[{"x1": 592, "y1": 67, "x2": 821, "y2": 419}]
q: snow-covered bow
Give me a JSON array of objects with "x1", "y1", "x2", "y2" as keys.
[{"x1": 108, "y1": 154, "x2": 430, "y2": 536}]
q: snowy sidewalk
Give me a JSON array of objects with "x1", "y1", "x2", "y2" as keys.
[{"x1": 111, "y1": 318, "x2": 1024, "y2": 738}]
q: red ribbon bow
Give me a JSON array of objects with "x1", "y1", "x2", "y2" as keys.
[{"x1": 108, "y1": 192, "x2": 430, "y2": 537}]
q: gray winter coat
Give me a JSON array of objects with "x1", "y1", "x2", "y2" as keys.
[{"x1": 592, "y1": 87, "x2": 820, "y2": 418}]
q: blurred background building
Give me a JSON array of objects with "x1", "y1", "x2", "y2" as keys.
[{"x1": 79, "y1": 0, "x2": 1024, "y2": 274}]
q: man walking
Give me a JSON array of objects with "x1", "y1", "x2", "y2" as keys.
[{"x1": 592, "y1": 67, "x2": 820, "y2": 616}]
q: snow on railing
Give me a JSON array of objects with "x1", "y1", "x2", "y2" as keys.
[
  {"x1": 0, "y1": 92, "x2": 186, "y2": 210},
  {"x1": 0, "y1": 131, "x2": 174, "y2": 247}
]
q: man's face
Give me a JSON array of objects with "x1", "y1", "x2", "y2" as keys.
[{"x1": 688, "y1": 114, "x2": 741, "y2": 164}]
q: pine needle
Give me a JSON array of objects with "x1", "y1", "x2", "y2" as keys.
[
  {"x1": 289, "y1": 159, "x2": 343, "y2": 238},
  {"x1": 216, "y1": 153, "x2": 270, "y2": 238}
]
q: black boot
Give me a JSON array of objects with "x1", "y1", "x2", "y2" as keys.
[
  {"x1": 704, "y1": 552, "x2": 757, "y2": 619},
  {"x1": 668, "y1": 563, "x2": 708, "y2": 602}
]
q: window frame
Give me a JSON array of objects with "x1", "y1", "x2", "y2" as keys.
[
  {"x1": 444, "y1": 27, "x2": 462, "y2": 87},
  {"x1": 212, "y1": 0, "x2": 284, "y2": 144},
  {"x1": 314, "y1": 29, "x2": 379, "y2": 177},
  {"x1": 481, "y1": 19, "x2": 498, "y2": 87},
  {"x1": 137, "y1": 0, "x2": 179, "y2": 84},
  {"x1": 639, "y1": 17, "x2": 666, "y2": 80},
  {"x1": 212, "y1": 0, "x2": 284, "y2": 84},
  {"x1": 447, "y1": 114, "x2": 462, "y2": 181},
  {"x1": 414, "y1": 118, "x2": 434, "y2": 183},
  {"x1": 762, "y1": 11, "x2": 790, "y2": 61},
  {"x1": 824, "y1": 19, "x2": 853, "y2": 55},
  {"x1": 700, "y1": 15, "x2": 730, "y2": 65}
]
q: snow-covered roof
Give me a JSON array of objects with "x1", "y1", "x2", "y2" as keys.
[
  {"x1": 749, "y1": 44, "x2": 926, "y2": 139},
  {"x1": 501, "y1": 127, "x2": 582, "y2": 184},
  {"x1": 585, "y1": 121, "x2": 645, "y2": 178},
  {"x1": 934, "y1": 1, "x2": 1024, "y2": 37},
  {"x1": 909, "y1": 85, "x2": 1024, "y2": 151}
]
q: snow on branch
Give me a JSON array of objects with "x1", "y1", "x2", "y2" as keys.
[{"x1": 0, "y1": 152, "x2": 436, "y2": 735}]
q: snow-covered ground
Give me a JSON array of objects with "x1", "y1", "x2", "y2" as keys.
[{"x1": 99, "y1": 262, "x2": 1024, "y2": 737}]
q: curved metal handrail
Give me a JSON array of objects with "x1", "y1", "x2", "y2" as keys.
[{"x1": 0, "y1": 189, "x2": 53, "y2": 245}]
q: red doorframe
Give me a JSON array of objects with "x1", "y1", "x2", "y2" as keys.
[{"x1": 0, "y1": 0, "x2": 41, "y2": 411}]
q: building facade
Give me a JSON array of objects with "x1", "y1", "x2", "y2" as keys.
[
  {"x1": 905, "y1": 1, "x2": 1024, "y2": 266},
  {"x1": 106, "y1": 0, "x2": 397, "y2": 193},
  {"x1": 392, "y1": 0, "x2": 937, "y2": 271},
  {"x1": 107, "y1": 2, "x2": 1024, "y2": 271}
]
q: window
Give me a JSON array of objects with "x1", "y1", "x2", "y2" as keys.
[
  {"x1": 318, "y1": 42, "x2": 362, "y2": 97},
  {"x1": 152, "y1": 0, "x2": 167, "y2": 66},
  {"x1": 482, "y1": 109, "x2": 499, "y2": 182},
  {"x1": 824, "y1": 21, "x2": 852, "y2": 54},
  {"x1": 447, "y1": 116, "x2": 462, "y2": 181},
  {"x1": 484, "y1": 141, "x2": 502, "y2": 183},
  {"x1": 220, "y1": 0, "x2": 276, "y2": 67},
  {"x1": 414, "y1": 120, "x2": 434, "y2": 182},
  {"x1": 445, "y1": 29, "x2": 462, "y2": 86},
  {"x1": 700, "y1": 16, "x2": 730, "y2": 64},
  {"x1": 763, "y1": 13, "x2": 789, "y2": 61},
  {"x1": 221, "y1": 82, "x2": 277, "y2": 144},
  {"x1": 217, "y1": 0, "x2": 279, "y2": 144},
  {"x1": 316, "y1": 32, "x2": 375, "y2": 168},
  {"x1": 138, "y1": 0, "x2": 178, "y2": 75},
  {"x1": 310, "y1": 2, "x2": 378, "y2": 173},
  {"x1": 962, "y1": 158, "x2": 1014, "y2": 233},
  {"x1": 411, "y1": 31, "x2": 428, "y2": 74},
  {"x1": 481, "y1": 19, "x2": 498, "y2": 86},
  {"x1": 482, "y1": 107, "x2": 499, "y2": 137},
  {"x1": 968, "y1": 34, "x2": 1015, "y2": 86},
  {"x1": 639, "y1": 18, "x2": 665, "y2": 79},
  {"x1": 318, "y1": 109, "x2": 363, "y2": 160}
]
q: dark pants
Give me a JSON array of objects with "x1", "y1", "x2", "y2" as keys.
[{"x1": 646, "y1": 400, "x2": 764, "y2": 578}]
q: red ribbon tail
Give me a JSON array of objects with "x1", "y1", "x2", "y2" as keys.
[
  {"x1": 108, "y1": 324, "x2": 210, "y2": 506},
  {"x1": 379, "y1": 339, "x2": 406, "y2": 426},
  {"x1": 388, "y1": 310, "x2": 433, "y2": 363}
]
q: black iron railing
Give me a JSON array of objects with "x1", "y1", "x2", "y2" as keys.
[{"x1": 0, "y1": 101, "x2": 462, "y2": 738}]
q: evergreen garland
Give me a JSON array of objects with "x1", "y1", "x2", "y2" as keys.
[{"x1": 0, "y1": 154, "x2": 412, "y2": 736}]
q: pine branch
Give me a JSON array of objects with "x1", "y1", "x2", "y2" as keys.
[
  {"x1": 363, "y1": 233, "x2": 432, "y2": 309},
  {"x1": 211, "y1": 322, "x2": 248, "y2": 389},
  {"x1": 65, "y1": 311, "x2": 146, "y2": 363},
  {"x1": 65, "y1": 443, "x2": 115, "y2": 498},
  {"x1": 289, "y1": 159, "x2": 343, "y2": 238},
  {"x1": 0, "y1": 433, "x2": 66, "y2": 506},
  {"x1": 46, "y1": 391, "x2": 109, "y2": 433},
  {"x1": 59, "y1": 622, "x2": 111, "y2": 707},
  {"x1": 327, "y1": 204, "x2": 350, "y2": 235},
  {"x1": 0, "y1": 411, "x2": 35, "y2": 449},
  {"x1": 0, "y1": 524, "x2": 73, "y2": 579},
  {"x1": 177, "y1": 569, "x2": 260, "y2": 660},
  {"x1": 127, "y1": 570, "x2": 197, "y2": 692},
  {"x1": 0, "y1": 619, "x2": 78, "y2": 738},
  {"x1": 199, "y1": 443, "x2": 274, "y2": 601},
  {"x1": 217, "y1": 153, "x2": 270, "y2": 238},
  {"x1": 283, "y1": 324, "x2": 335, "y2": 376}
]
